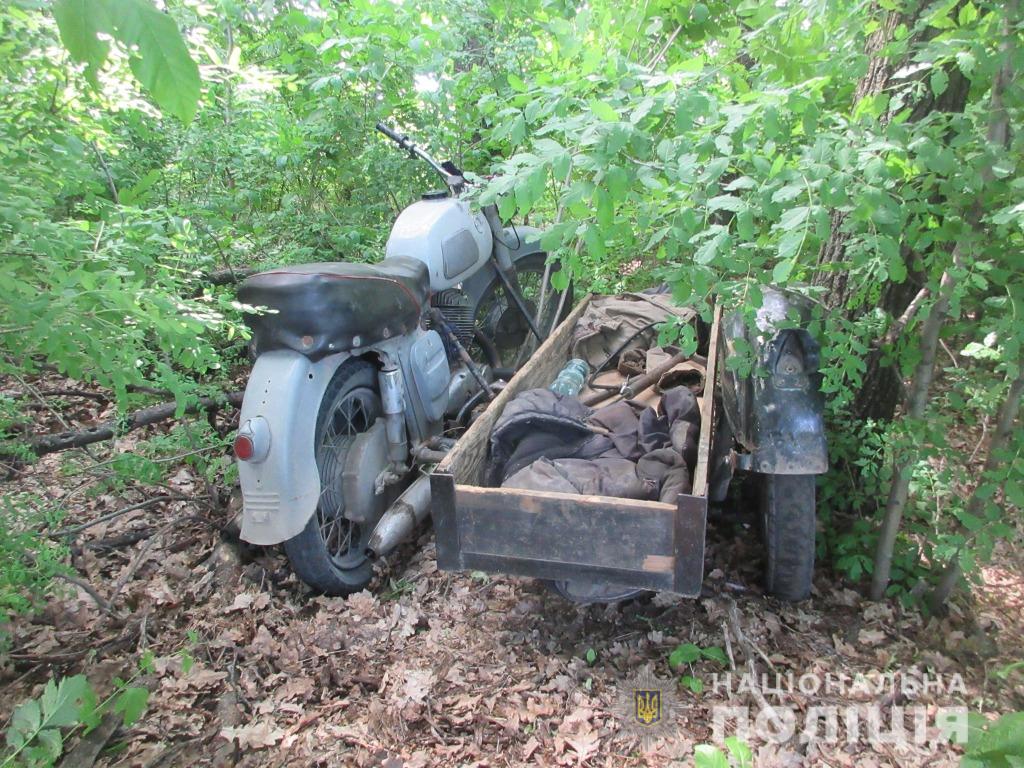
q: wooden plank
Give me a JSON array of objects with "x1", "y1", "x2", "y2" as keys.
[
  {"x1": 458, "y1": 552, "x2": 675, "y2": 592},
  {"x1": 453, "y1": 484, "x2": 677, "y2": 582},
  {"x1": 455, "y1": 484, "x2": 677, "y2": 514},
  {"x1": 690, "y1": 305, "x2": 722, "y2": 498},
  {"x1": 672, "y1": 493, "x2": 707, "y2": 596},
  {"x1": 430, "y1": 471, "x2": 460, "y2": 570},
  {"x1": 437, "y1": 294, "x2": 592, "y2": 485}
]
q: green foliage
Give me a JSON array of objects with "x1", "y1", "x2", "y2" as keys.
[
  {"x1": 0, "y1": 0, "x2": 1018, "y2": 606},
  {"x1": 668, "y1": 642, "x2": 726, "y2": 695},
  {"x1": 960, "y1": 712, "x2": 1024, "y2": 768},
  {"x1": 0, "y1": 496, "x2": 68, "y2": 635},
  {"x1": 2, "y1": 673, "x2": 148, "y2": 768},
  {"x1": 694, "y1": 737, "x2": 753, "y2": 768},
  {"x1": 53, "y1": 0, "x2": 200, "y2": 121}
]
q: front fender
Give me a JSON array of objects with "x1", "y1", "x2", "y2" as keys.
[
  {"x1": 719, "y1": 288, "x2": 828, "y2": 475},
  {"x1": 237, "y1": 350, "x2": 349, "y2": 545},
  {"x1": 460, "y1": 224, "x2": 545, "y2": 307}
]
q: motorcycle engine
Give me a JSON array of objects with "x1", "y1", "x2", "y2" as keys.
[{"x1": 430, "y1": 289, "x2": 475, "y2": 350}]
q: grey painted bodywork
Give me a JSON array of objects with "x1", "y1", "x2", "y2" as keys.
[
  {"x1": 237, "y1": 222, "x2": 545, "y2": 547},
  {"x1": 238, "y1": 350, "x2": 348, "y2": 545},
  {"x1": 718, "y1": 288, "x2": 828, "y2": 475}
]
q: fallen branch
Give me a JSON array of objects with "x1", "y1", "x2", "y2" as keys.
[
  {"x1": 203, "y1": 267, "x2": 256, "y2": 287},
  {"x1": 54, "y1": 571, "x2": 120, "y2": 619},
  {"x1": 50, "y1": 495, "x2": 182, "y2": 538},
  {"x1": 25, "y1": 392, "x2": 243, "y2": 457},
  {"x1": 723, "y1": 598, "x2": 786, "y2": 732}
]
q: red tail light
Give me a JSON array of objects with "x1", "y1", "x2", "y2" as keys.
[{"x1": 234, "y1": 434, "x2": 255, "y2": 461}]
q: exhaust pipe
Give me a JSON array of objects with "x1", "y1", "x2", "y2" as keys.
[{"x1": 366, "y1": 474, "x2": 432, "y2": 556}]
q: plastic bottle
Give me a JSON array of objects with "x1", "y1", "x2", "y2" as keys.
[{"x1": 549, "y1": 358, "x2": 589, "y2": 397}]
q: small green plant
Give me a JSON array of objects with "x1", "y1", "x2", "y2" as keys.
[
  {"x1": 958, "y1": 711, "x2": 1024, "y2": 768},
  {"x1": 2, "y1": 674, "x2": 148, "y2": 767},
  {"x1": 0, "y1": 495, "x2": 69, "y2": 641},
  {"x1": 381, "y1": 578, "x2": 415, "y2": 601},
  {"x1": 694, "y1": 737, "x2": 753, "y2": 768},
  {"x1": 668, "y1": 642, "x2": 728, "y2": 694},
  {"x1": 584, "y1": 647, "x2": 598, "y2": 666}
]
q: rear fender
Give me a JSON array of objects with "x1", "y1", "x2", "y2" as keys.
[{"x1": 237, "y1": 350, "x2": 349, "y2": 545}]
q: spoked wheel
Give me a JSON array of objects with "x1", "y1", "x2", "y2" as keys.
[
  {"x1": 283, "y1": 361, "x2": 382, "y2": 595},
  {"x1": 471, "y1": 253, "x2": 572, "y2": 369},
  {"x1": 760, "y1": 473, "x2": 816, "y2": 601}
]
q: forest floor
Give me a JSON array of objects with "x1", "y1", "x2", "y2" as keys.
[{"x1": 2, "y1": 372, "x2": 1023, "y2": 767}]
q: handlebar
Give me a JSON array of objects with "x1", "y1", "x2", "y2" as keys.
[
  {"x1": 375, "y1": 121, "x2": 463, "y2": 192},
  {"x1": 375, "y1": 121, "x2": 410, "y2": 149}
]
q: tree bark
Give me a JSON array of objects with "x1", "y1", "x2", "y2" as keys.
[
  {"x1": 870, "y1": 260, "x2": 960, "y2": 599},
  {"x1": 816, "y1": 6, "x2": 972, "y2": 423}
]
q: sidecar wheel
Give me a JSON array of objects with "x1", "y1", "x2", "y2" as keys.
[
  {"x1": 283, "y1": 360, "x2": 382, "y2": 596},
  {"x1": 760, "y1": 473, "x2": 816, "y2": 601}
]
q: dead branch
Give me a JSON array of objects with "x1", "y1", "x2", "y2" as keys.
[
  {"x1": 54, "y1": 571, "x2": 120, "y2": 619},
  {"x1": 50, "y1": 495, "x2": 183, "y2": 539},
  {"x1": 723, "y1": 598, "x2": 786, "y2": 731},
  {"x1": 23, "y1": 392, "x2": 243, "y2": 457},
  {"x1": 881, "y1": 286, "x2": 929, "y2": 346},
  {"x1": 202, "y1": 267, "x2": 256, "y2": 287}
]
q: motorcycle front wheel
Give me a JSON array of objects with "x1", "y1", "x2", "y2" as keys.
[
  {"x1": 471, "y1": 253, "x2": 573, "y2": 369},
  {"x1": 283, "y1": 360, "x2": 381, "y2": 595}
]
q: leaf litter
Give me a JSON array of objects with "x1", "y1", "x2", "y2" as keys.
[{"x1": 1, "y1": 373, "x2": 1023, "y2": 766}]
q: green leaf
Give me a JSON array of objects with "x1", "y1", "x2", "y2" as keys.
[
  {"x1": 930, "y1": 67, "x2": 949, "y2": 97},
  {"x1": 507, "y1": 72, "x2": 527, "y2": 92},
  {"x1": 957, "y1": 1, "x2": 978, "y2": 25},
  {"x1": 700, "y1": 646, "x2": 729, "y2": 665},
  {"x1": 680, "y1": 675, "x2": 704, "y2": 693},
  {"x1": 669, "y1": 642, "x2": 702, "y2": 668},
  {"x1": 778, "y1": 206, "x2": 809, "y2": 232},
  {"x1": 113, "y1": 686, "x2": 150, "y2": 727},
  {"x1": 694, "y1": 744, "x2": 730, "y2": 768},
  {"x1": 725, "y1": 736, "x2": 753, "y2": 767},
  {"x1": 773, "y1": 259, "x2": 794, "y2": 284},
  {"x1": 707, "y1": 195, "x2": 746, "y2": 213},
  {"x1": 777, "y1": 229, "x2": 803, "y2": 261},
  {"x1": 584, "y1": 647, "x2": 597, "y2": 665},
  {"x1": 588, "y1": 99, "x2": 619, "y2": 122},
  {"x1": 113, "y1": 0, "x2": 201, "y2": 123},
  {"x1": 53, "y1": 0, "x2": 112, "y2": 83}
]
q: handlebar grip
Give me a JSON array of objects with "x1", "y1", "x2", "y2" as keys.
[{"x1": 375, "y1": 122, "x2": 404, "y2": 144}]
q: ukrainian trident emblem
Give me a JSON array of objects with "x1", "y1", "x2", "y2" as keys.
[{"x1": 634, "y1": 688, "x2": 662, "y2": 726}]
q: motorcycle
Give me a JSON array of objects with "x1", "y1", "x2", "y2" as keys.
[{"x1": 232, "y1": 123, "x2": 571, "y2": 595}]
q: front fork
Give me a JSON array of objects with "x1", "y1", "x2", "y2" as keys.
[{"x1": 482, "y1": 204, "x2": 545, "y2": 343}]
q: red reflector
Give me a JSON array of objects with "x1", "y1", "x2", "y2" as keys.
[{"x1": 234, "y1": 435, "x2": 255, "y2": 461}]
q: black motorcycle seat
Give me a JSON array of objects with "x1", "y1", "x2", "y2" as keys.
[{"x1": 238, "y1": 257, "x2": 430, "y2": 359}]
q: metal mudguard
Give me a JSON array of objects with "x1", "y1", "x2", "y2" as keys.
[
  {"x1": 718, "y1": 288, "x2": 828, "y2": 475},
  {"x1": 458, "y1": 224, "x2": 545, "y2": 308},
  {"x1": 237, "y1": 350, "x2": 348, "y2": 545}
]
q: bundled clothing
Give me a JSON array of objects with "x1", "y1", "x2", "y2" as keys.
[{"x1": 488, "y1": 386, "x2": 700, "y2": 503}]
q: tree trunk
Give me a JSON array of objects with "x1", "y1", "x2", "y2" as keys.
[
  {"x1": 870, "y1": 0, "x2": 1016, "y2": 600},
  {"x1": 816, "y1": 7, "x2": 972, "y2": 423},
  {"x1": 870, "y1": 262, "x2": 960, "y2": 600}
]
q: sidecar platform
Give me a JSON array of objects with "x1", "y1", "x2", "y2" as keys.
[{"x1": 430, "y1": 295, "x2": 719, "y2": 597}]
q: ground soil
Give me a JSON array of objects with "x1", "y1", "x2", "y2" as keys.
[{"x1": 2, "y1": 374, "x2": 1022, "y2": 767}]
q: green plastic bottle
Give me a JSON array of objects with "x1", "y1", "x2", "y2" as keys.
[{"x1": 549, "y1": 358, "x2": 589, "y2": 397}]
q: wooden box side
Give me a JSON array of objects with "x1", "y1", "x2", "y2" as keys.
[{"x1": 436, "y1": 294, "x2": 592, "y2": 486}]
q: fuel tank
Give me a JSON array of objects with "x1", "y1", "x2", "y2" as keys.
[{"x1": 385, "y1": 196, "x2": 492, "y2": 291}]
